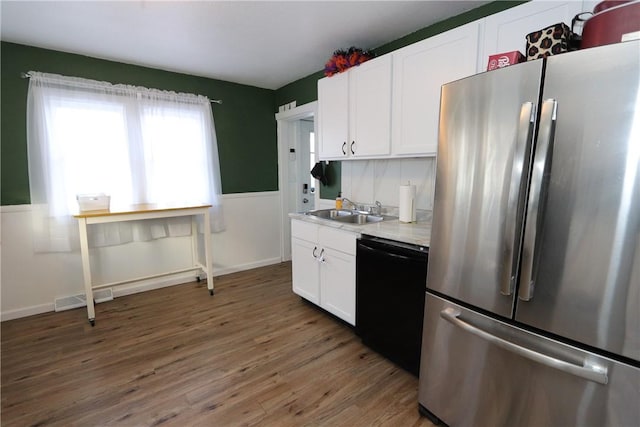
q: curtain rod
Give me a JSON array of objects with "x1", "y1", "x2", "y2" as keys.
[{"x1": 20, "y1": 72, "x2": 223, "y2": 105}]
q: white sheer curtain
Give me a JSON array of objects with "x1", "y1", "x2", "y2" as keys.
[{"x1": 26, "y1": 71, "x2": 225, "y2": 252}]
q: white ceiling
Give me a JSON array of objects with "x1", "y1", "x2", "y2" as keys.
[{"x1": 1, "y1": 1, "x2": 489, "y2": 90}]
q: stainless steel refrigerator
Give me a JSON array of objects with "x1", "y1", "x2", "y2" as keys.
[{"x1": 419, "y1": 40, "x2": 640, "y2": 426}]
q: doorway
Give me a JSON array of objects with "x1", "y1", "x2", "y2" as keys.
[
  {"x1": 297, "y1": 118, "x2": 316, "y2": 212},
  {"x1": 276, "y1": 101, "x2": 319, "y2": 261}
]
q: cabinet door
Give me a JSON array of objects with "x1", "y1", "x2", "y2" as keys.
[
  {"x1": 480, "y1": 0, "x2": 585, "y2": 64},
  {"x1": 318, "y1": 72, "x2": 349, "y2": 160},
  {"x1": 320, "y1": 248, "x2": 356, "y2": 325},
  {"x1": 291, "y1": 237, "x2": 320, "y2": 304},
  {"x1": 349, "y1": 55, "x2": 392, "y2": 158},
  {"x1": 391, "y1": 21, "x2": 481, "y2": 156}
]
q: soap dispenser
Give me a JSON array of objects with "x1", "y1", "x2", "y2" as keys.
[{"x1": 335, "y1": 192, "x2": 343, "y2": 210}]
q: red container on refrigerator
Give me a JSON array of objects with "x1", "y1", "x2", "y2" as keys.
[
  {"x1": 487, "y1": 51, "x2": 525, "y2": 70},
  {"x1": 581, "y1": 1, "x2": 640, "y2": 48}
]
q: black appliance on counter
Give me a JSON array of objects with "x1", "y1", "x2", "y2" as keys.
[{"x1": 355, "y1": 235, "x2": 428, "y2": 376}]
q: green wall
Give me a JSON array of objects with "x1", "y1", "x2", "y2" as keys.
[
  {"x1": 275, "y1": 70, "x2": 324, "y2": 112},
  {"x1": 2, "y1": 1, "x2": 529, "y2": 206},
  {"x1": 1, "y1": 42, "x2": 278, "y2": 205}
]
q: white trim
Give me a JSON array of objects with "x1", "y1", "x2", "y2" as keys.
[
  {"x1": 275, "y1": 101, "x2": 317, "y2": 121},
  {"x1": 1, "y1": 303, "x2": 55, "y2": 322},
  {"x1": 212, "y1": 257, "x2": 282, "y2": 277},
  {"x1": 276, "y1": 101, "x2": 319, "y2": 263},
  {"x1": 0, "y1": 192, "x2": 280, "y2": 211},
  {"x1": 0, "y1": 204, "x2": 32, "y2": 213},
  {"x1": 0, "y1": 257, "x2": 284, "y2": 321},
  {"x1": 221, "y1": 191, "x2": 279, "y2": 200}
]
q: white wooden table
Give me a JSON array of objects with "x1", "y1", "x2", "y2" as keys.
[{"x1": 74, "y1": 203, "x2": 214, "y2": 326}]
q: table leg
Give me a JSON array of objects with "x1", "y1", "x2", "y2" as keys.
[
  {"x1": 77, "y1": 218, "x2": 95, "y2": 325},
  {"x1": 191, "y1": 216, "x2": 200, "y2": 281},
  {"x1": 203, "y1": 211, "x2": 214, "y2": 295}
]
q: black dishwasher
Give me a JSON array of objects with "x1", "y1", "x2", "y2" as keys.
[{"x1": 356, "y1": 235, "x2": 428, "y2": 376}]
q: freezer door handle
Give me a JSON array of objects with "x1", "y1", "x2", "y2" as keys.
[
  {"x1": 501, "y1": 102, "x2": 536, "y2": 296},
  {"x1": 440, "y1": 308, "x2": 608, "y2": 384},
  {"x1": 519, "y1": 99, "x2": 557, "y2": 301}
]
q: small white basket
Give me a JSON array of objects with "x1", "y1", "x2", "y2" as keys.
[{"x1": 77, "y1": 193, "x2": 111, "y2": 211}]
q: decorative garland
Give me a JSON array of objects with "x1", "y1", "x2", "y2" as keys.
[{"x1": 324, "y1": 47, "x2": 375, "y2": 77}]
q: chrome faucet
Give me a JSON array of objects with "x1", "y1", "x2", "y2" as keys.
[
  {"x1": 372, "y1": 201, "x2": 382, "y2": 215},
  {"x1": 342, "y1": 197, "x2": 356, "y2": 210}
]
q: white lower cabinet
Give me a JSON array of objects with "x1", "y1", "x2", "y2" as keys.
[
  {"x1": 291, "y1": 237, "x2": 320, "y2": 304},
  {"x1": 291, "y1": 219, "x2": 356, "y2": 325},
  {"x1": 319, "y1": 247, "x2": 355, "y2": 325}
]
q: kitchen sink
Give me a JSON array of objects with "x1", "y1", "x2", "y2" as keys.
[
  {"x1": 306, "y1": 209, "x2": 355, "y2": 219},
  {"x1": 337, "y1": 213, "x2": 387, "y2": 224},
  {"x1": 304, "y1": 209, "x2": 396, "y2": 224}
]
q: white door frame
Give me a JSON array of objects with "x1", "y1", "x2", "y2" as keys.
[{"x1": 276, "y1": 101, "x2": 318, "y2": 262}]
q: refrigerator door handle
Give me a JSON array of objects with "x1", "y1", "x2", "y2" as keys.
[
  {"x1": 501, "y1": 102, "x2": 536, "y2": 296},
  {"x1": 519, "y1": 99, "x2": 558, "y2": 301},
  {"x1": 440, "y1": 308, "x2": 609, "y2": 384}
]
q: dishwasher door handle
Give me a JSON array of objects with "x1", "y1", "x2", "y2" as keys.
[{"x1": 357, "y1": 242, "x2": 422, "y2": 262}]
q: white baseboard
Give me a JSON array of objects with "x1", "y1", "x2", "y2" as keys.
[
  {"x1": 213, "y1": 257, "x2": 283, "y2": 277},
  {"x1": 0, "y1": 257, "x2": 284, "y2": 322},
  {"x1": 1, "y1": 303, "x2": 55, "y2": 322}
]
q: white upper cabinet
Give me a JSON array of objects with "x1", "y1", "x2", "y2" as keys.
[
  {"x1": 348, "y1": 55, "x2": 392, "y2": 158},
  {"x1": 318, "y1": 1, "x2": 590, "y2": 160},
  {"x1": 391, "y1": 21, "x2": 482, "y2": 156},
  {"x1": 480, "y1": 0, "x2": 586, "y2": 65},
  {"x1": 318, "y1": 55, "x2": 392, "y2": 160},
  {"x1": 318, "y1": 71, "x2": 349, "y2": 159}
]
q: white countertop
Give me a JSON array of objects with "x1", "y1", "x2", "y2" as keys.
[{"x1": 289, "y1": 210, "x2": 432, "y2": 247}]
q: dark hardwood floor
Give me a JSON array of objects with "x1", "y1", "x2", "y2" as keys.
[{"x1": 1, "y1": 262, "x2": 435, "y2": 426}]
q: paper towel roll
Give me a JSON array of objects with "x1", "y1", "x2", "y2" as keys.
[{"x1": 399, "y1": 183, "x2": 416, "y2": 223}]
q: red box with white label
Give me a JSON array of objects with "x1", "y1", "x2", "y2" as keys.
[{"x1": 487, "y1": 51, "x2": 525, "y2": 71}]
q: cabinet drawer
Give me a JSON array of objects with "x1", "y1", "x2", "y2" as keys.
[
  {"x1": 291, "y1": 219, "x2": 318, "y2": 242},
  {"x1": 319, "y1": 226, "x2": 356, "y2": 255}
]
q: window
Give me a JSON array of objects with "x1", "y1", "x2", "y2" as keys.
[
  {"x1": 140, "y1": 104, "x2": 218, "y2": 206},
  {"x1": 26, "y1": 71, "x2": 224, "y2": 251},
  {"x1": 47, "y1": 97, "x2": 133, "y2": 215}
]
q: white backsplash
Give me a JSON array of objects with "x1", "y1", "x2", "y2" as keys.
[{"x1": 341, "y1": 157, "x2": 436, "y2": 210}]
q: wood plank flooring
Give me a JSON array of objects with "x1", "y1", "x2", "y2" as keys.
[{"x1": 1, "y1": 262, "x2": 435, "y2": 426}]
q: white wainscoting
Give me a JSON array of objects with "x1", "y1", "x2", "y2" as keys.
[{"x1": 0, "y1": 191, "x2": 283, "y2": 321}]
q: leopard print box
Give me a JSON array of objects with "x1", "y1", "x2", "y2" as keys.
[{"x1": 526, "y1": 23, "x2": 572, "y2": 60}]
